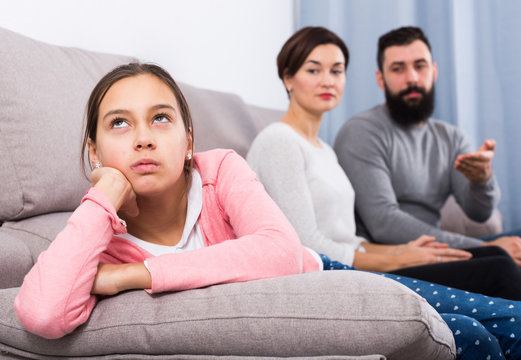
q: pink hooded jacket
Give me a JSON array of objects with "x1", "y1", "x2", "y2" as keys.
[{"x1": 15, "y1": 149, "x2": 319, "y2": 339}]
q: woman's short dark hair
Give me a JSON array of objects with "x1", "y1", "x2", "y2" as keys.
[
  {"x1": 377, "y1": 26, "x2": 432, "y2": 72},
  {"x1": 276, "y1": 26, "x2": 349, "y2": 92},
  {"x1": 80, "y1": 62, "x2": 194, "y2": 180}
]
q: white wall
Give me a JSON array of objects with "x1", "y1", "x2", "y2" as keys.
[{"x1": 0, "y1": 0, "x2": 295, "y2": 110}]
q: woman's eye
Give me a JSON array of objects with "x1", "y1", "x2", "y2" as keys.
[
  {"x1": 307, "y1": 69, "x2": 318, "y2": 74},
  {"x1": 332, "y1": 69, "x2": 343, "y2": 75},
  {"x1": 111, "y1": 119, "x2": 128, "y2": 128},
  {"x1": 153, "y1": 114, "x2": 170, "y2": 123}
]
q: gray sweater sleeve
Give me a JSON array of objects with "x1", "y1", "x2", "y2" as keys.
[
  {"x1": 247, "y1": 127, "x2": 357, "y2": 265},
  {"x1": 334, "y1": 114, "x2": 485, "y2": 249}
]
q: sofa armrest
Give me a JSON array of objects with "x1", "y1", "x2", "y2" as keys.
[{"x1": 440, "y1": 195, "x2": 503, "y2": 238}]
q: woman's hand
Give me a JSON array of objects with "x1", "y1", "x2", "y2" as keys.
[
  {"x1": 391, "y1": 235, "x2": 472, "y2": 270},
  {"x1": 90, "y1": 167, "x2": 139, "y2": 217},
  {"x1": 91, "y1": 263, "x2": 152, "y2": 296}
]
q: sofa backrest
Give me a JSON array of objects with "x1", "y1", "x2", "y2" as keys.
[{"x1": 0, "y1": 27, "x2": 281, "y2": 223}]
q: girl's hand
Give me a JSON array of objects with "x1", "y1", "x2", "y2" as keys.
[
  {"x1": 91, "y1": 263, "x2": 151, "y2": 296},
  {"x1": 90, "y1": 167, "x2": 139, "y2": 217}
]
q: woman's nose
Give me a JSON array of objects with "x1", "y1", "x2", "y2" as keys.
[{"x1": 321, "y1": 73, "x2": 334, "y2": 87}]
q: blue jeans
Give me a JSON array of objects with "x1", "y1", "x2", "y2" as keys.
[{"x1": 321, "y1": 254, "x2": 519, "y2": 359}]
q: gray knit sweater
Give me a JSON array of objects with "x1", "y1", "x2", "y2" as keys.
[
  {"x1": 247, "y1": 122, "x2": 366, "y2": 266},
  {"x1": 334, "y1": 104, "x2": 500, "y2": 249}
]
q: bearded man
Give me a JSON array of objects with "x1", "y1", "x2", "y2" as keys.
[{"x1": 334, "y1": 26, "x2": 521, "y2": 264}]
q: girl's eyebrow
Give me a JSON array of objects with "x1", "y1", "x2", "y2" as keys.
[
  {"x1": 150, "y1": 104, "x2": 176, "y2": 112},
  {"x1": 102, "y1": 104, "x2": 176, "y2": 121},
  {"x1": 102, "y1": 109, "x2": 129, "y2": 121}
]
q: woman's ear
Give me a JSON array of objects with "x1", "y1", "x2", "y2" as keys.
[
  {"x1": 282, "y1": 74, "x2": 293, "y2": 94},
  {"x1": 87, "y1": 138, "x2": 99, "y2": 166}
]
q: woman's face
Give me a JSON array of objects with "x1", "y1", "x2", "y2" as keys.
[
  {"x1": 284, "y1": 43, "x2": 346, "y2": 115},
  {"x1": 88, "y1": 74, "x2": 191, "y2": 196}
]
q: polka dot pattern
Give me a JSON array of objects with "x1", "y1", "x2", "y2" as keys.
[{"x1": 320, "y1": 254, "x2": 521, "y2": 359}]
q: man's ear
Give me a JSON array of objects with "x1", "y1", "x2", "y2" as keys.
[
  {"x1": 376, "y1": 69, "x2": 385, "y2": 92},
  {"x1": 432, "y1": 61, "x2": 438, "y2": 82},
  {"x1": 87, "y1": 138, "x2": 99, "y2": 166}
]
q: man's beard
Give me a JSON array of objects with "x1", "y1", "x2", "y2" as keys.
[{"x1": 384, "y1": 83, "x2": 435, "y2": 126}]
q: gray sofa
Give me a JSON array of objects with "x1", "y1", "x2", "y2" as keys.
[{"x1": 0, "y1": 26, "x2": 462, "y2": 359}]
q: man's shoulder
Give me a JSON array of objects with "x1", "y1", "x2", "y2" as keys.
[
  {"x1": 426, "y1": 117, "x2": 464, "y2": 141},
  {"x1": 347, "y1": 104, "x2": 388, "y2": 124},
  {"x1": 337, "y1": 104, "x2": 393, "y2": 140}
]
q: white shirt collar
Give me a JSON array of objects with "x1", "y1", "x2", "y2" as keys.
[{"x1": 117, "y1": 168, "x2": 204, "y2": 255}]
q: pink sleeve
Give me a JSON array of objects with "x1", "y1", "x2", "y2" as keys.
[
  {"x1": 146, "y1": 151, "x2": 316, "y2": 293},
  {"x1": 14, "y1": 188, "x2": 126, "y2": 339}
]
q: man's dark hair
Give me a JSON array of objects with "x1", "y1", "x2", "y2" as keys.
[{"x1": 377, "y1": 26, "x2": 432, "y2": 72}]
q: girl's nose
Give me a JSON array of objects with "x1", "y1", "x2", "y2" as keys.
[{"x1": 134, "y1": 127, "x2": 156, "y2": 150}]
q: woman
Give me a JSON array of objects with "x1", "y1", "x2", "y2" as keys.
[
  {"x1": 14, "y1": 63, "x2": 320, "y2": 339},
  {"x1": 247, "y1": 26, "x2": 521, "y2": 359}
]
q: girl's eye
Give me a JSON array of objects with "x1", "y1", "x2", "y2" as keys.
[
  {"x1": 111, "y1": 119, "x2": 128, "y2": 128},
  {"x1": 307, "y1": 69, "x2": 318, "y2": 74},
  {"x1": 153, "y1": 114, "x2": 170, "y2": 123},
  {"x1": 332, "y1": 69, "x2": 343, "y2": 75}
]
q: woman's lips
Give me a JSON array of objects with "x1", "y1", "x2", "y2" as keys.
[{"x1": 319, "y1": 93, "x2": 334, "y2": 99}]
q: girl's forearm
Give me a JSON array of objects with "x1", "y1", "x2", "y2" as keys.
[{"x1": 92, "y1": 262, "x2": 152, "y2": 295}]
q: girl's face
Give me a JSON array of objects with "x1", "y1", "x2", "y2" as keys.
[
  {"x1": 284, "y1": 43, "x2": 346, "y2": 116},
  {"x1": 88, "y1": 74, "x2": 192, "y2": 196}
]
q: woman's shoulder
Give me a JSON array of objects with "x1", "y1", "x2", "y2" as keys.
[
  {"x1": 248, "y1": 122, "x2": 304, "y2": 159},
  {"x1": 251, "y1": 122, "x2": 297, "y2": 146}
]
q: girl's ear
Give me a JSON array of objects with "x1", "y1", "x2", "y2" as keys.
[
  {"x1": 187, "y1": 127, "x2": 193, "y2": 151},
  {"x1": 87, "y1": 138, "x2": 99, "y2": 166}
]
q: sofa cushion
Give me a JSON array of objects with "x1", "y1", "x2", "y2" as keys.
[
  {"x1": 0, "y1": 26, "x2": 133, "y2": 222},
  {"x1": 440, "y1": 195, "x2": 503, "y2": 237},
  {"x1": 0, "y1": 271, "x2": 454, "y2": 359},
  {"x1": 181, "y1": 85, "x2": 280, "y2": 158},
  {"x1": 0, "y1": 212, "x2": 72, "y2": 289},
  {"x1": 0, "y1": 26, "x2": 282, "y2": 223}
]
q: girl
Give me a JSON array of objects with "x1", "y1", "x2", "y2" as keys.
[
  {"x1": 14, "y1": 63, "x2": 321, "y2": 339},
  {"x1": 247, "y1": 26, "x2": 521, "y2": 359}
]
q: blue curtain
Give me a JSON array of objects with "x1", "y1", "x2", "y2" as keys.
[{"x1": 298, "y1": 0, "x2": 521, "y2": 231}]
